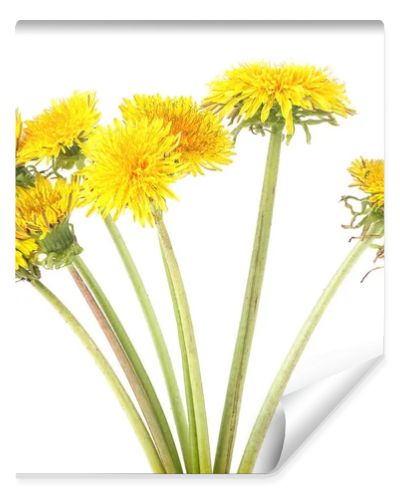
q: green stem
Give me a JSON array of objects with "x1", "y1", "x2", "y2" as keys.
[
  {"x1": 214, "y1": 124, "x2": 284, "y2": 473},
  {"x1": 103, "y1": 215, "x2": 190, "y2": 472},
  {"x1": 30, "y1": 279, "x2": 165, "y2": 473},
  {"x1": 154, "y1": 209, "x2": 211, "y2": 474},
  {"x1": 68, "y1": 265, "x2": 178, "y2": 473},
  {"x1": 160, "y1": 243, "x2": 199, "y2": 473},
  {"x1": 71, "y1": 255, "x2": 182, "y2": 474},
  {"x1": 238, "y1": 237, "x2": 371, "y2": 473}
]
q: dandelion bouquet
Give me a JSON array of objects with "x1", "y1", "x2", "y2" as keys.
[{"x1": 16, "y1": 62, "x2": 384, "y2": 474}]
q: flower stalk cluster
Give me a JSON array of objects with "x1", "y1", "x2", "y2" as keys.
[{"x1": 16, "y1": 62, "x2": 383, "y2": 474}]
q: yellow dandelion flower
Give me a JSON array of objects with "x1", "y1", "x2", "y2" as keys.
[
  {"x1": 203, "y1": 63, "x2": 355, "y2": 136},
  {"x1": 16, "y1": 110, "x2": 37, "y2": 187},
  {"x1": 16, "y1": 109, "x2": 24, "y2": 156},
  {"x1": 16, "y1": 174, "x2": 81, "y2": 237},
  {"x1": 120, "y1": 95, "x2": 234, "y2": 176},
  {"x1": 349, "y1": 158, "x2": 384, "y2": 208},
  {"x1": 17, "y1": 91, "x2": 101, "y2": 165},
  {"x1": 81, "y1": 118, "x2": 182, "y2": 226},
  {"x1": 15, "y1": 227, "x2": 38, "y2": 271}
]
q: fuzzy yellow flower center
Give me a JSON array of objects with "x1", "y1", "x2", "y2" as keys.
[
  {"x1": 348, "y1": 158, "x2": 384, "y2": 208},
  {"x1": 80, "y1": 118, "x2": 183, "y2": 226},
  {"x1": 16, "y1": 175, "x2": 81, "y2": 237},
  {"x1": 17, "y1": 91, "x2": 101, "y2": 165},
  {"x1": 120, "y1": 95, "x2": 234, "y2": 176},
  {"x1": 203, "y1": 63, "x2": 355, "y2": 137}
]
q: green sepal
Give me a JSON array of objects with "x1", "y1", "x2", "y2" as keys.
[
  {"x1": 38, "y1": 219, "x2": 83, "y2": 269},
  {"x1": 341, "y1": 194, "x2": 384, "y2": 246},
  {"x1": 55, "y1": 144, "x2": 86, "y2": 171},
  {"x1": 16, "y1": 166, "x2": 36, "y2": 188},
  {"x1": 15, "y1": 263, "x2": 41, "y2": 282},
  {"x1": 230, "y1": 103, "x2": 341, "y2": 143}
]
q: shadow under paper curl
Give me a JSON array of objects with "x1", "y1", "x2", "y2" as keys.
[{"x1": 253, "y1": 353, "x2": 382, "y2": 473}]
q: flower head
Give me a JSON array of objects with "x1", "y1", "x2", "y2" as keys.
[
  {"x1": 120, "y1": 95, "x2": 234, "y2": 176},
  {"x1": 16, "y1": 174, "x2": 80, "y2": 237},
  {"x1": 16, "y1": 91, "x2": 100, "y2": 165},
  {"x1": 348, "y1": 158, "x2": 384, "y2": 208},
  {"x1": 203, "y1": 62, "x2": 355, "y2": 138},
  {"x1": 16, "y1": 110, "x2": 37, "y2": 187},
  {"x1": 342, "y1": 157, "x2": 384, "y2": 257},
  {"x1": 15, "y1": 226, "x2": 38, "y2": 271},
  {"x1": 16, "y1": 109, "x2": 24, "y2": 155},
  {"x1": 80, "y1": 118, "x2": 183, "y2": 226},
  {"x1": 16, "y1": 175, "x2": 82, "y2": 269}
]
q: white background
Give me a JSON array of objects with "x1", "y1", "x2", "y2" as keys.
[{"x1": 0, "y1": 2, "x2": 399, "y2": 500}]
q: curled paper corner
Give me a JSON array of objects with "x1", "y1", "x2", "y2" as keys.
[{"x1": 253, "y1": 351, "x2": 383, "y2": 474}]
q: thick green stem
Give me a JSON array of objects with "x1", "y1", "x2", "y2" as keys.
[
  {"x1": 238, "y1": 238, "x2": 371, "y2": 473},
  {"x1": 68, "y1": 265, "x2": 179, "y2": 473},
  {"x1": 103, "y1": 215, "x2": 190, "y2": 472},
  {"x1": 71, "y1": 255, "x2": 182, "y2": 474},
  {"x1": 214, "y1": 124, "x2": 284, "y2": 473},
  {"x1": 154, "y1": 209, "x2": 211, "y2": 474},
  {"x1": 30, "y1": 279, "x2": 165, "y2": 473},
  {"x1": 160, "y1": 244, "x2": 198, "y2": 473}
]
